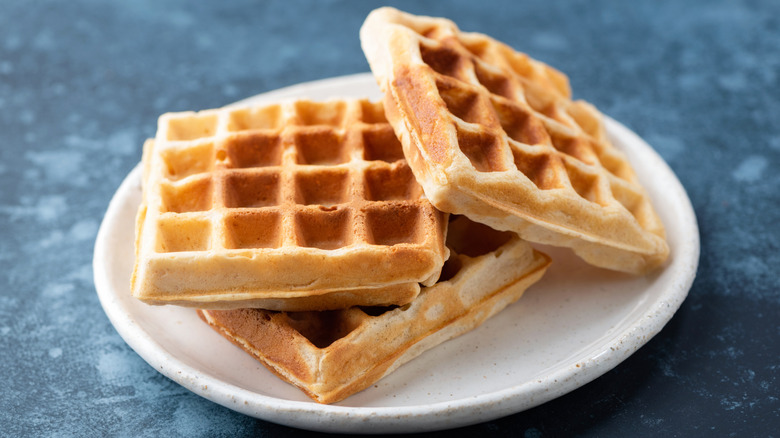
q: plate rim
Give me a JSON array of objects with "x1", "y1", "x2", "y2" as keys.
[{"x1": 94, "y1": 73, "x2": 699, "y2": 433}]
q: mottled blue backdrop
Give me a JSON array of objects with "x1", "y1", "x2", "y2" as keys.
[{"x1": 1, "y1": 0, "x2": 778, "y2": 436}]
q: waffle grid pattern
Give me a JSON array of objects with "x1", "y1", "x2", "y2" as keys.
[
  {"x1": 152, "y1": 100, "x2": 435, "y2": 254},
  {"x1": 415, "y1": 34, "x2": 661, "y2": 233},
  {"x1": 361, "y1": 7, "x2": 669, "y2": 273}
]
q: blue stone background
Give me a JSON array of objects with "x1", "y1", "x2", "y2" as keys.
[{"x1": 1, "y1": 0, "x2": 778, "y2": 436}]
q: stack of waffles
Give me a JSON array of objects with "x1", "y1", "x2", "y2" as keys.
[{"x1": 131, "y1": 8, "x2": 669, "y2": 404}]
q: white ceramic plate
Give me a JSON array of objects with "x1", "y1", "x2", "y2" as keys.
[{"x1": 94, "y1": 73, "x2": 699, "y2": 434}]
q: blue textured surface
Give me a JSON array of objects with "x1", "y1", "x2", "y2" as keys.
[{"x1": 1, "y1": 0, "x2": 779, "y2": 436}]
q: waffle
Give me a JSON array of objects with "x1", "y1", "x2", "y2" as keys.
[
  {"x1": 132, "y1": 99, "x2": 449, "y2": 310},
  {"x1": 198, "y1": 216, "x2": 551, "y2": 404},
  {"x1": 361, "y1": 7, "x2": 669, "y2": 274}
]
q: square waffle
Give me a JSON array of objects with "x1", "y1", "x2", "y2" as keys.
[
  {"x1": 132, "y1": 99, "x2": 449, "y2": 310},
  {"x1": 198, "y1": 216, "x2": 551, "y2": 404},
  {"x1": 361, "y1": 7, "x2": 669, "y2": 274}
]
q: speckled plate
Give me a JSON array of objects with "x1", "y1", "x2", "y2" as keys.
[{"x1": 94, "y1": 73, "x2": 699, "y2": 434}]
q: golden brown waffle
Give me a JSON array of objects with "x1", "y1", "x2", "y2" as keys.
[
  {"x1": 361, "y1": 7, "x2": 669, "y2": 274},
  {"x1": 198, "y1": 217, "x2": 551, "y2": 404},
  {"x1": 132, "y1": 99, "x2": 449, "y2": 310}
]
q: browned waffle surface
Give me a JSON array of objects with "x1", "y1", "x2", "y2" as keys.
[
  {"x1": 361, "y1": 7, "x2": 669, "y2": 274},
  {"x1": 198, "y1": 216, "x2": 551, "y2": 404},
  {"x1": 132, "y1": 99, "x2": 449, "y2": 310}
]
